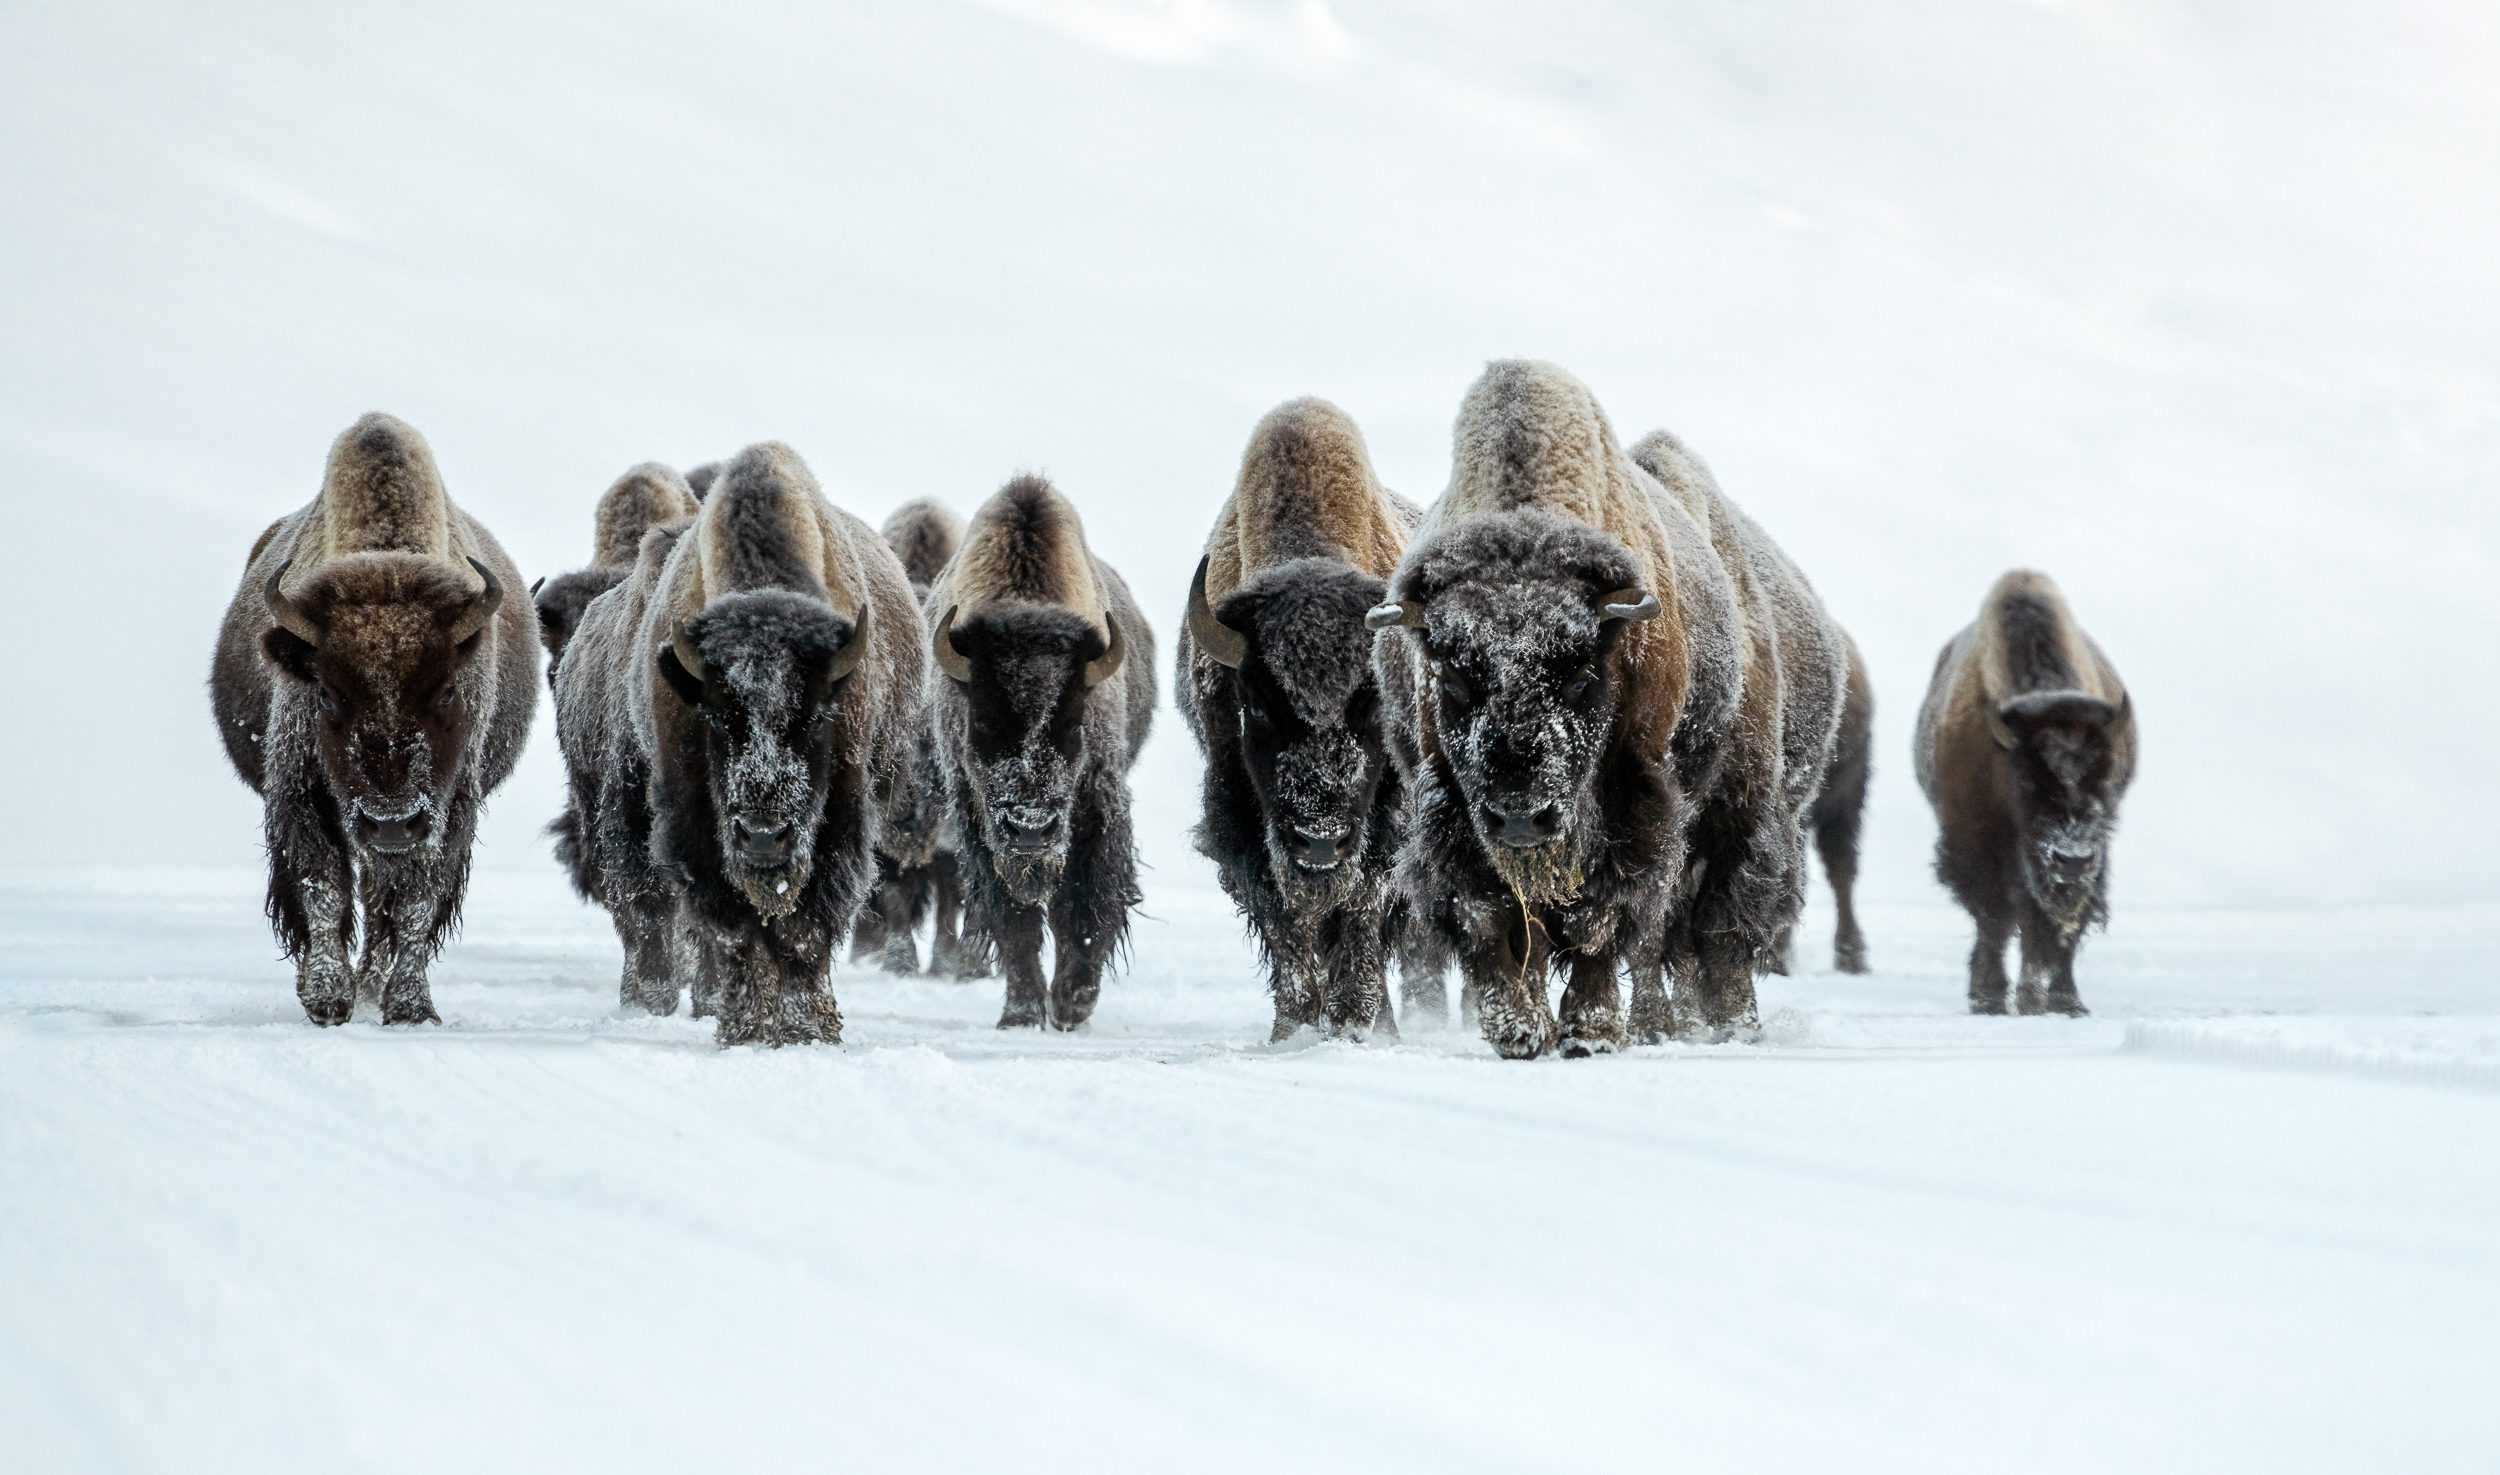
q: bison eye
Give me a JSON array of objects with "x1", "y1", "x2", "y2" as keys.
[
  {"x1": 1436, "y1": 668, "x2": 1474, "y2": 711},
  {"x1": 1564, "y1": 667, "x2": 1599, "y2": 707},
  {"x1": 433, "y1": 686, "x2": 459, "y2": 714}
]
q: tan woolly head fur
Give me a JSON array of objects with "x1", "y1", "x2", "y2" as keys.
[
  {"x1": 591, "y1": 464, "x2": 700, "y2": 569},
  {"x1": 1201, "y1": 398, "x2": 1410, "y2": 602}
]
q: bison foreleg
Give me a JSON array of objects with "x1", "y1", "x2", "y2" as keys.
[
  {"x1": 1557, "y1": 950, "x2": 1626, "y2": 1056},
  {"x1": 991, "y1": 903, "x2": 1049, "y2": 1029},
  {"x1": 614, "y1": 893, "x2": 682, "y2": 1016},
  {"x1": 874, "y1": 861, "x2": 925, "y2": 977},
  {"x1": 1470, "y1": 909, "x2": 1556, "y2": 1061},
  {"x1": 2014, "y1": 908, "x2": 2087, "y2": 1017},
  {"x1": 267, "y1": 793, "x2": 355, "y2": 1027},
  {"x1": 1967, "y1": 917, "x2": 2013, "y2": 1015},
  {"x1": 1318, "y1": 905, "x2": 1391, "y2": 1043}
]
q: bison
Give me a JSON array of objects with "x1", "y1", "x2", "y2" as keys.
[
  {"x1": 553, "y1": 441, "x2": 925, "y2": 1044},
  {"x1": 1371, "y1": 361, "x2": 1847, "y2": 1058},
  {"x1": 1178, "y1": 398, "x2": 1427, "y2": 1041},
  {"x1": 210, "y1": 413, "x2": 537, "y2": 1026},
  {"x1": 530, "y1": 463, "x2": 701, "y2": 687},
  {"x1": 1914, "y1": 570, "x2": 2135, "y2": 1015},
  {"x1": 850, "y1": 496, "x2": 987, "y2": 979},
  {"x1": 927, "y1": 475, "x2": 1154, "y2": 1031}
]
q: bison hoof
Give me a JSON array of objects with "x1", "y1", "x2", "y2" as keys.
[
  {"x1": 301, "y1": 994, "x2": 354, "y2": 1027},
  {"x1": 1835, "y1": 941, "x2": 1869, "y2": 975},
  {"x1": 381, "y1": 997, "x2": 441, "y2": 1027},
  {"x1": 635, "y1": 985, "x2": 682, "y2": 1017},
  {"x1": 2043, "y1": 994, "x2": 2089, "y2": 1017},
  {"x1": 1969, "y1": 995, "x2": 2009, "y2": 1016},
  {"x1": 998, "y1": 1002, "x2": 1046, "y2": 1030},
  {"x1": 878, "y1": 940, "x2": 920, "y2": 976},
  {"x1": 1482, "y1": 1014, "x2": 1557, "y2": 1061}
]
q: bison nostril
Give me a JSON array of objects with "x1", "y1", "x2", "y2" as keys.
[
  {"x1": 732, "y1": 816, "x2": 794, "y2": 862},
  {"x1": 1485, "y1": 801, "x2": 1560, "y2": 848}
]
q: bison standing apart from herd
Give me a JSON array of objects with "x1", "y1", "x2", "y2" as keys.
[{"x1": 209, "y1": 363, "x2": 2138, "y2": 1048}]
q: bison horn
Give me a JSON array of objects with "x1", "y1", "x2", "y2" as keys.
[
  {"x1": 1598, "y1": 588, "x2": 1661, "y2": 623},
  {"x1": 447, "y1": 556, "x2": 503, "y2": 646},
  {"x1": 670, "y1": 623, "x2": 710, "y2": 685},
  {"x1": 264, "y1": 559, "x2": 323, "y2": 644},
  {"x1": 933, "y1": 605, "x2": 973, "y2": 683},
  {"x1": 1364, "y1": 600, "x2": 1427, "y2": 632},
  {"x1": 1186, "y1": 555, "x2": 1247, "y2": 670},
  {"x1": 1083, "y1": 612, "x2": 1125, "y2": 688},
  {"x1": 1988, "y1": 703, "x2": 2020, "y2": 751},
  {"x1": 825, "y1": 598, "x2": 871, "y2": 682}
]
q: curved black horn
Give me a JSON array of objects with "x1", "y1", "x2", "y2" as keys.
[
  {"x1": 933, "y1": 605, "x2": 972, "y2": 683},
  {"x1": 825, "y1": 597, "x2": 872, "y2": 682},
  {"x1": 1082, "y1": 612, "x2": 1126, "y2": 688},
  {"x1": 1186, "y1": 555, "x2": 1247, "y2": 670},
  {"x1": 1364, "y1": 599, "x2": 1426, "y2": 632},
  {"x1": 447, "y1": 556, "x2": 503, "y2": 645},
  {"x1": 1598, "y1": 588, "x2": 1661, "y2": 623},
  {"x1": 1988, "y1": 703, "x2": 2020, "y2": 751},
  {"x1": 264, "y1": 560, "x2": 323, "y2": 644}
]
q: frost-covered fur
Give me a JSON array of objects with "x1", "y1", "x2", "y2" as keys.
[
  {"x1": 851, "y1": 496, "x2": 987, "y2": 978},
  {"x1": 1176, "y1": 398, "x2": 1426, "y2": 1041},
  {"x1": 927, "y1": 475, "x2": 1155, "y2": 1030},
  {"x1": 1377, "y1": 361, "x2": 1846, "y2": 1058},
  {"x1": 1915, "y1": 570, "x2": 2135, "y2": 1015},
  {"x1": 209, "y1": 413, "x2": 537, "y2": 1027},
  {"x1": 554, "y1": 441, "x2": 925, "y2": 1046}
]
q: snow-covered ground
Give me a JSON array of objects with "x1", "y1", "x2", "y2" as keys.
[{"x1": 4, "y1": 868, "x2": 2495, "y2": 1473}]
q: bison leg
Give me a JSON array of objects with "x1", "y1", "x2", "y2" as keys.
[
  {"x1": 1967, "y1": 917, "x2": 2013, "y2": 1014},
  {"x1": 2015, "y1": 910, "x2": 2088, "y2": 1017},
  {"x1": 269, "y1": 811, "x2": 356, "y2": 1027},
  {"x1": 875, "y1": 862, "x2": 925, "y2": 976},
  {"x1": 1319, "y1": 907, "x2": 1392, "y2": 1043},
  {"x1": 1557, "y1": 950, "x2": 1626, "y2": 1057},
  {"x1": 1626, "y1": 953, "x2": 1671, "y2": 1045},
  {"x1": 614, "y1": 895, "x2": 682, "y2": 1016},
  {"x1": 1391, "y1": 908, "x2": 1448, "y2": 1026},
  {"x1": 679, "y1": 912, "x2": 719, "y2": 1019},
  {"x1": 927, "y1": 854, "x2": 968, "y2": 978},
  {"x1": 1822, "y1": 830, "x2": 1868, "y2": 975},
  {"x1": 355, "y1": 864, "x2": 458, "y2": 1029},
  {"x1": 1472, "y1": 909, "x2": 1556, "y2": 1060},
  {"x1": 713, "y1": 925, "x2": 841, "y2": 1047},
  {"x1": 992, "y1": 904, "x2": 1050, "y2": 1029},
  {"x1": 1045, "y1": 909, "x2": 1107, "y2": 1032}
]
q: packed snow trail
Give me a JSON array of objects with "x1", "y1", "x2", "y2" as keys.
[{"x1": 2, "y1": 869, "x2": 2494, "y2": 1473}]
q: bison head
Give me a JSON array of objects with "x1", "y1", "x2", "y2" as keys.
[
  {"x1": 530, "y1": 567, "x2": 623, "y2": 688},
  {"x1": 933, "y1": 600, "x2": 1124, "y2": 902},
  {"x1": 263, "y1": 552, "x2": 505, "y2": 859},
  {"x1": 1370, "y1": 512, "x2": 1659, "y2": 906},
  {"x1": 1989, "y1": 689, "x2": 2130, "y2": 930},
  {"x1": 1189, "y1": 554, "x2": 1392, "y2": 905},
  {"x1": 656, "y1": 589, "x2": 871, "y2": 916}
]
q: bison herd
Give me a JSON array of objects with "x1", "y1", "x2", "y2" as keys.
[{"x1": 210, "y1": 362, "x2": 2138, "y2": 1055}]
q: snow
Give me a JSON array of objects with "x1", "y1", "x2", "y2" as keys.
[{"x1": 4, "y1": 868, "x2": 2496, "y2": 1473}]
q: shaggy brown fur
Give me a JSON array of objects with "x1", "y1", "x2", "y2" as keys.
[
  {"x1": 208, "y1": 413, "x2": 537, "y2": 1027},
  {"x1": 1378, "y1": 361, "x2": 1846, "y2": 1058},
  {"x1": 1916, "y1": 570, "x2": 2135, "y2": 1015},
  {"x1": 1809, "y1": 633, "x2": 1875, "y2": 972}
]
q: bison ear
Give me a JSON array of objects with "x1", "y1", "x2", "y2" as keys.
[
  {"x1": 262, "y1": 627, "x2": 318, "y2": 684},
  {"x1": 656, "y1": 640, "x2": 706, "y2": 708}
]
